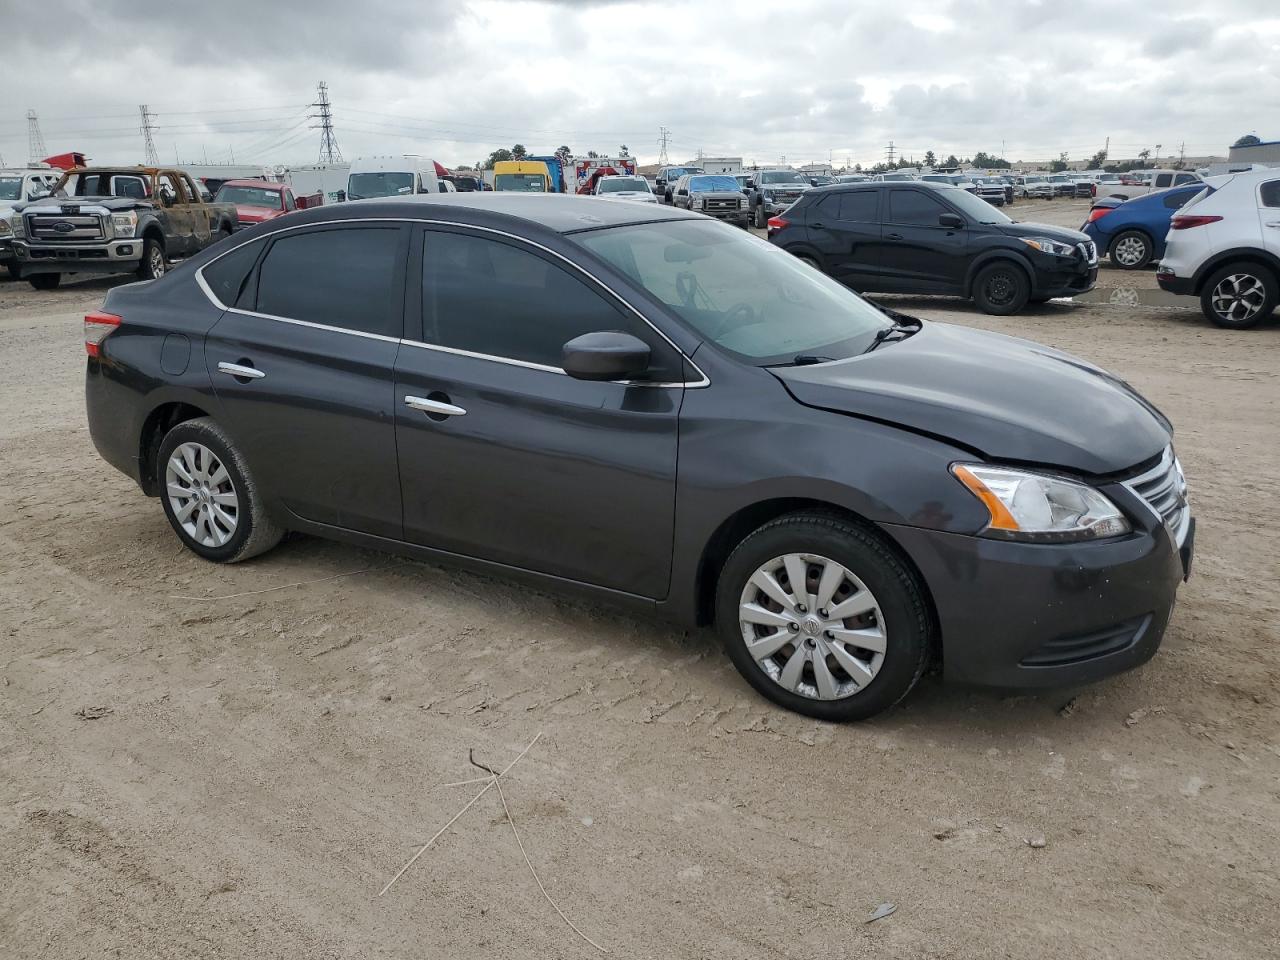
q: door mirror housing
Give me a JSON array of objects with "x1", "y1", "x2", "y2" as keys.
[
  {"x1": 938, "y1": 212, "x2": 965, "y2": 229},
  {"x1": 562, "y1": 331, "x2": 651, "y2": 382}
]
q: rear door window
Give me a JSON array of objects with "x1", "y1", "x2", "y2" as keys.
[
  {"x1": 1260, "y1": 181, "x2": 1280, "y2": 207},
  {"x1": 836, "y1": 190, "x2": 877, "y2": 222},
  {"x1": 886, "y1": 189, "x2": 949, "y2": 225},
  {"x1": 254, "y1": 226, "x2": 405, "y2": 337}
]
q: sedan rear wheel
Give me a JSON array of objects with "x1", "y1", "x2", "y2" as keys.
[
  {"x1": 158, "y1": 417, "x2": 283, "y2": 562},
  {"x1": 1110, "y1": 231, "x2": 1152, "y2": 270},
  {"x1": 1200, "y1": 264, "x2": 1277, "y2": 329},
  {"x1": 716, "y1": 513, "x2": 931, "y2": 721}
]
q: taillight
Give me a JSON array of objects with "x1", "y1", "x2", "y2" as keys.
[
  {"x1": 1170, "y1": 214, "x2": 1223, "y2": 230},
  {"x1": 1086, "y1": 207, "x2": 1113, "y2": 223},
  {"x1": 84, "y1": 311, "x2": 121, "y2": 357},
  {"x1": 767, "y1": 216, "x2": 789, "y2": 232}
]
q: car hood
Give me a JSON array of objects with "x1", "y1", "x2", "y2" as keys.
[
  {"x1": 691, "y1": 190, "x2": 744, "y2": 199},
  {"x1": 234, "y1": 204, "x2": 283, "y2": 222},
  {"x1": 771, "y1": 321, "x2": 1170, "y2": 475},
  {"x1": 995, "y1": 220, "x2": 1091, "y2": 244},
  {"x1": 15, "y1": 195, "x2": 151, "y2": 212},
  {"x1": 760, "y1": 183, "x2": 809, "y2": 192}
]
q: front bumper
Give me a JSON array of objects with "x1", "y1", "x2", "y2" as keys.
[
  {"x1": 14, "y1": 238, "x2": 143, "y2": 274},
  {"x1": 886, "y1": 509, "x2": 1191, "y2": 689},
  {"x1": 1032, "y1": 258, "x2": 1098, "y2": 298}
]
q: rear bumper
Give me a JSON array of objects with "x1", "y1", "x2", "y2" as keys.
[
  {"x1": 886, "y1": 516, "x2": 1189, "y2": 689},
  {"x1": 1156, "y1": 272, "x2": 1195, "y2": 296},
  {"x1": 14, "y1": 238, "x2": 142, "y2": 274}
]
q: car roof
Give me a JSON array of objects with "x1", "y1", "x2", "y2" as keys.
[
  {"x1": 279, "y1": 193, "x2": 701, "y2": 234},
  {"x1": 221, "y1": 179, "x2": 283, "y2": 190}
]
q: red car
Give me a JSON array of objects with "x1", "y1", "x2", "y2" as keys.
[{"x1": 212, "y1": 179, "x2": 299, "y2": 228}]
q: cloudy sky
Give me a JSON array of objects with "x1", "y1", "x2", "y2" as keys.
[{"x1": 2, "y1": 0, "x2": 1277, "y2": 171}]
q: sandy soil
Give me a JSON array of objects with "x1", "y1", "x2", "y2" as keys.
[{"x1": 2, "y1": 200, "x2": 1278, "y2": 959}]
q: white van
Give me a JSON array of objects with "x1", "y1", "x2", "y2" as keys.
[{"x1": 345, "y1": 156, "x2": 447, "y2": 200}]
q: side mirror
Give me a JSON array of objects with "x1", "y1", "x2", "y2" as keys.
[
  {"x1": 562, "y1": 331, "x2": 651, "y2": 382},
  {"x1": 938, "y1": 213, "x2": 964, "y2": 229}
]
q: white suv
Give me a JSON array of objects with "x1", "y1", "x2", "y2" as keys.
[{"x1": 1157, "y1": 168, "x2": 1280, "y2": 328}]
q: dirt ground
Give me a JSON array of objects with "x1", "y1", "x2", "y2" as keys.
[{"x1": 2, "y1": 198, "x2": 1277, "y2": 959}]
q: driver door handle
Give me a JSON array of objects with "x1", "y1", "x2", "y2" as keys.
[
  {"x1": 886, "y1": 232, "x2": 904, "y2": 241},
  {"x1": 217, "y1": 361, "x2": 265, "y2": 380},
  {"x1": 404, "y1": 395, "x2": 466, "y2": 417}
]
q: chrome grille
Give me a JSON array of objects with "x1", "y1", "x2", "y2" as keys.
[
  {"x1": 1079, "y1": 241, "x2": 1098, "y2": 263},
  {"x1": 26, "y1": 212, "x2": 106, "y2": 242},
  {"x1": 704, "y1": 197, "x2": 741, "y2": 212},
  {"x1": 1124, "y1": 446, "x2": 1190, "y2": 545}
]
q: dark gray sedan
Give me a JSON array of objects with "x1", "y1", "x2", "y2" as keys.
[{"x1": 84, "y1": 194, "x2": 1193, "y2": 721}]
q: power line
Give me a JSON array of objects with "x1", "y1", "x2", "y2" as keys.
[
  {"x1": 138, "y1": 104, "x2": 159, "y2": 165},
  {"x1": 310, "y1": 81, "x2": 343, "y2": 164}
]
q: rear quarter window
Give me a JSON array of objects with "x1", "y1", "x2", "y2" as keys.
[
  {"x1": 201, "y1": 240, "x2": 264, "y2": 308},
  {"x1": 1261, "y1": 181, "x2": 1280, "y2": 208}
]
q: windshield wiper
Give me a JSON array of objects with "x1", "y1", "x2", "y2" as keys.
[
  {"x1": 864, "y1": 317, "x2": 922, "y2": 354},
  {"x1": 792, "y1": 354, "x2": 838, "y2": 365}
]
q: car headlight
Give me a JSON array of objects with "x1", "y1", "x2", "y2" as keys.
[
  {"x1": 111, "y1": 211, "x2": 137, "y2": 238},
  {"x1": 952, "y1": 464, "x2": 1131, "y2": 542},
  {"x1": 1021, "y1": 236, "x2": 1076, "y2": 257},
  {"x1": 10, "y1": 213, "x2": 25, "y2": 238}
]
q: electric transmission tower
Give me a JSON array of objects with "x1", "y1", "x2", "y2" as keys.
[
  {"x1": 138, "y1": 105, "x2": 159, "y2": 165},
  {"x1": 26, "y1": 109, "x2": 46, "y2": 165},
  {"x1": 885, "y1": 141, "x2": 896, "y2": 166},
  {"x1": 657, "y1": 126, "x2": 670, "y2": 165},
  {"x1": 311, "y1": 81, "x2": 343, "y2": 164}
]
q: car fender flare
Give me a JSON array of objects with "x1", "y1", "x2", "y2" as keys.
[
  {"x1": 963, "y1": 251, "x2": 1034, "y2": 296},
  {"x1": 1190, "y1": 247, "x2": 1280, "y2": 294}
]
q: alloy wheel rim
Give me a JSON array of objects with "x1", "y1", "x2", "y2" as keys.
[
  {"x1": 1114, "y1": 236, "x2": 1146, "y2": 266},
  {"x1": 166, "y1": 442, "x2": 238, "y2": 547},
  {"x1": 738, "y1": 553, "x2": 886, "y2": 701},
  {"x1": 151, "y1": 247, "x2": 165, "y2": 277},
  {"x1": 1211, "y1": 273, "x2": 1265, "y2": 323}
]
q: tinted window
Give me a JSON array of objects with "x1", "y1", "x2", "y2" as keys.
[
  {"x1": 1163, "y1": 191, "x2": 1193, "y2": 209},
  {"x1": 256, "y1": 227, "x2": 402, "y2": 337},
  {"x1": 886, "y1": 189, "x2": 950, "y2": 225},
  {"x1": 1154, "y1": 174, "x2": 1172, "y2": 188},
  {"x1": 836, "y1": 191, "x2": 877, "y2": 222},
  {"x1": 422, "y1": 231, "x2": 680, "y2": 378},
  {"x1": 202, "y1": 240, "x2": 264, "y2": 307},
  {"x1": 1174, "y1": 174, "x2": 1196, "y2": 185},
  {"x1": 1260, "y1": 181, "x2": 1280, "y2": 207}
]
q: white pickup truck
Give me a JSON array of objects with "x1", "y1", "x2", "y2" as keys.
[{"x1": 1097, "y1": 169, "x2": 1203, "y2": 201}]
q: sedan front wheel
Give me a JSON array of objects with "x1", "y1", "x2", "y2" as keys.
[{"x1": 716, "y1": 513, "x2": 931, "y2": 721}]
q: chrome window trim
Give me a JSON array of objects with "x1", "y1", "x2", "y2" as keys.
[{"x1": 194, "y1": 216, "x2": 709, "y2": 388}]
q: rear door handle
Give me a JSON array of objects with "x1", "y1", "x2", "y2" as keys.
[
  {"x1": 404, "y1": 395, "x2": 466, "y2": 417},
  {"x1": 886, "y1": 233, "x2": 904, "y2": 241},
  {"x1": 217, "y1": 361, "x2": 265, "y2": 380},
  {"x1": 1266, "y1": 221, "x2": 1280, "y2": 228},
  {"x1": 810, "y1": 222, "x2": 825, "y2": 229}
]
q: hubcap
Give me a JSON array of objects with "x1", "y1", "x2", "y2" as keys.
[
  {"x1": 1211, "y1": 273, "x2": 1265, "y2": 323},
  {"x1": 151, "y1": 247, "x2": 165, "y2": 277},
  {"x1": 1114, "y1": 236, "x2": 1146, "y2": 266},
  {"x1": 165, "y1": 442, "x2": 238, "y2": 547},
  {"x1": 738, "y1": 553, "x2": 886, "y2": 701}
]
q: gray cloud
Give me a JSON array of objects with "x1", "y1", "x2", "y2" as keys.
[{"x1": 0, "y1": 0, "x2": 1274, "y2": 170}]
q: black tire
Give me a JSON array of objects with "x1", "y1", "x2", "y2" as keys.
[
  {"x1": 214, "y1": 225, "x2": 232, "y2": 244},
  {"x1": 972, "y1": 260, "x2": 1030, "y2": 315},
  {"x1": 137, "y1": 237, "x2": 166, "y2": 281},
  {"x1": 28, "y1": 273, "x2": 61, "y2": 290},
  {"x1": 795, "y1": 254, "x2": 821, "y2": 271},
  {"x1": 157, "y1": 417, "x2": 284, "y2": 563},
  {"x1": 1199, "y1": 263, "x2": 1278, "y2": 330},
  {"x1": 1108, "y1": 230, "x2": 1153, "y2": 270},
  {"x1": 754, "y1": 205, "x2": 766, "y2": 229},
  {"x1": 4, "y1": 262, "x2": 19, "y2": 280},
  {"x1": 715, "y1": 512, "x2": 932, "y2": 722}
]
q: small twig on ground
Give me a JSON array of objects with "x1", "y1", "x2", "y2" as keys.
[
  {"x1": 491, "y1": 770, "x2": 607, "y2": 953},
  {"x1": 377, "y1": 732, "x2": 542, "y2": 898},
  {"x1": 167, "y1": 567, "x2": 376, "y2": 602},
  {"x1": 441, "y1": 775, "x2": 494, "y2": 788}
]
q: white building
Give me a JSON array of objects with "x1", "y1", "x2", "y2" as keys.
[{"x1": 696, "y1": 156, "x2": 743, "y2": 175}]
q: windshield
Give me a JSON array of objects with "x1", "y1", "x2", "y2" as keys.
[
  {"x1": 598, "y1": 177, "x2": 649, "y2": 193},
  {"x1": 494, "y1": 174, "x2": 547, "y2": 192},
  {"x1": 347, "y1": 171, "x2": 414, "y2": 199},
  {"x1": 574, "y1": 220, "x2": 892, "y2": 364},
  {"x1": 214, "y1": 185, "x2": 282, "y2": 208},
  {"x1": 666, "y1": 168, "x2": 701, "y2": 179},
  {"x1": 0, "y1": 177, "x2": 22, "y2": 201},
  {"x1": 688, "y1": 175, "x2": 739, "y2": 192},
  {"x1": 760, "y1": 171, "x2": 807, "y2": 185},
  {"x1": 941, "y1": 187, "x2": 1013, "y2": 224}
]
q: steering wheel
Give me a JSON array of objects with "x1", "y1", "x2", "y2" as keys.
[{"x1": 712, "y1": 302, "x2": 762, "y2": 339}]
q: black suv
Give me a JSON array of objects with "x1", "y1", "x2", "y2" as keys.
[{"x1": 769, "y1": 182, "x2": 1098, "y2": 314}]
